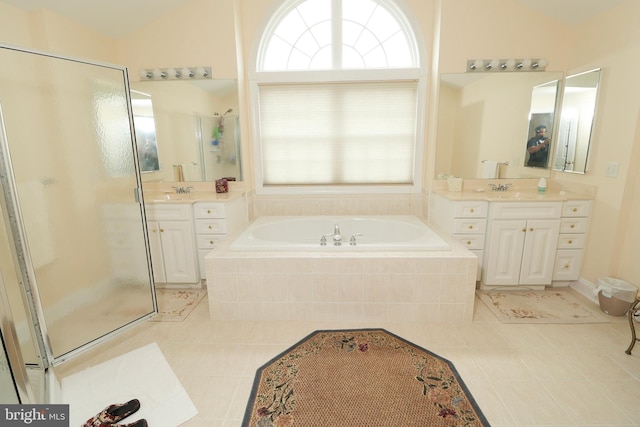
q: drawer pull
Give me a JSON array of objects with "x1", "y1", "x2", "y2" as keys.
[
  {"x1": 564, "y1": 263, "x2": 570, "y2": 269},
  {"x1": 470, "y1": 208, "x2": 474, "y2": 213},
  {"x1": 572, "y1": 207, "x2": 578, "y2": 212},
  {"x1": 570, "y1": 224, "x2": 575, "y2": 229},
  {"x1": 207, "y1": 209, "x2": 212, "y2": 214},
  {"x1": 522, "y1": 228, "x2": 526, "y2": 233},
  {"x1": 466, "y1": 241, "x2": 472, "y2": 245},
  {"x1": 468, "y1": 225, "x2": 474, "y2": 230},
  {"x1": 208, "y1": 225, "x2": 213, "y2": 229},
  {"x1": 210, "y1": 240, "x2": 215, "y2": 244},
  {"x1": 568, "y1": 239, "x2": 573, "y2": 244}
]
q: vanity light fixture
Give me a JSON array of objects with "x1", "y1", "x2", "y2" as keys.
[
  {"x1": 467, "y1": 58, "x2": 547, "y2": 72},
  {"x1": 138, "y1": 66, "x2": 212, "y2": 81}
]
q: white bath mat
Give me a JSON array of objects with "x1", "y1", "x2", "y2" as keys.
[{"x1": 61, "y1": 342, "x2": 197, "y2": 427}]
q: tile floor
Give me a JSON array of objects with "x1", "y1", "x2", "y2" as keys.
[{"x1": 55, "y1": 290, "x2": 640, "y2": 426}]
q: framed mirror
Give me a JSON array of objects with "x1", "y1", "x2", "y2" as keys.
[
  {"x1": 553, "y1": 69, "x2": 601, "y2": 174},
  {"x1": 130, "y1": 79, "x2": 241, "y2": 182},
  {"x1": 435, "y1": 71, "x2": 563, "y2": 180}
]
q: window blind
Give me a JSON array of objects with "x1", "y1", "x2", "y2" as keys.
[{"x1": 258, "y1": 81, "x2": 418, "y2": 185}]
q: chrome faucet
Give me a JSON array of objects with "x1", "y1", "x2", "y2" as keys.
[
  {"x1": 172, "y1": 186, "x2": 194, "y2": 194},
  {"x1": 488, "y1": 183, "x2": 512, "y2": 192},
  {"x1": 332, "y1": 223, "x2": 342, "y2": 245}
]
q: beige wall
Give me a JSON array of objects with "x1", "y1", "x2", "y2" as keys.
[{"x1": 1, "y1": 0, "x2": 639, "y2": 289}]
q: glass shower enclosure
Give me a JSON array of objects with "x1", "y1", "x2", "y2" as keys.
[{"x1": 0, "y1": 44, "x2": 157, "y2": 402}]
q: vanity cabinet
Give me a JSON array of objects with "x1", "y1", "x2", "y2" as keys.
[
  {"x1": 553, "y1": 200, "x2": 592, "y2": 281},
  {"x1": 145, "y1": 204, "x2": 199, "y2": 284},
  {"x1": 483, "y1": 202, "x2": 561, "y2": 287},
  {"x1": 193, "y1": 196, "x2": 247, "y2": 280},
  {"x1": 429, "y1": 193, "x2": 488, "y2": 281}
]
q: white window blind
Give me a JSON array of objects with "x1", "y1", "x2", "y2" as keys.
[{"x1": 259, "y1": 81, "x2": 417, "y2": 185}]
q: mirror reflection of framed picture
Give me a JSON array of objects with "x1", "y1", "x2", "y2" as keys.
[{"x1": 133, "y1": 115, "x2": 159, "y2": 172}]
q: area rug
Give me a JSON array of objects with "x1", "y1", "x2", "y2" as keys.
[
  {"x1": 61, "y1": 342, "x2": 197, "y2": 427},
  {"x1": 243, "y1": 328, "x2": 490, "y2": 426},
  {"x1": 150, "y1": 289, "x2": 206, "y2": 322},
  {"x1": 477, "y1": 288, "x2": 609, "y2": 324}
]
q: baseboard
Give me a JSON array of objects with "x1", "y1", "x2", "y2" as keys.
[{"x1": 569, "y1": 277, "x2": 598, "y2": 304}]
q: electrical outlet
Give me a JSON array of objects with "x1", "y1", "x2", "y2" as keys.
[{"x1": 606, "y1": 162, "x2": 619, "y2": 177}]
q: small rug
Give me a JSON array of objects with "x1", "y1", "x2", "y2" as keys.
[
  {"x1": 477, "y1": 288, "x2": 609, "y2": 324},
  {"x1": 243, "y1": 329, "x2": 490, "y2": 426},
  {"x1": 151, "y1": 289, "x2": 206, "y2": 322},
  {"x1": 62, "y1": 342, "x2": 197, "y2": 427}
]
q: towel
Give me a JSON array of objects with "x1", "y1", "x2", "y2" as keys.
[{"x1": 481, "y1": 160, "x2": 499, "y2": 179}]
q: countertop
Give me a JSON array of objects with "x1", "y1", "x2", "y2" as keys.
[
  {"x1": 431, "y1": 187, "x2": 592, "y2": 202},
  {"x1": 144, "y1": 190, "x2": 245, "y2": 204}
]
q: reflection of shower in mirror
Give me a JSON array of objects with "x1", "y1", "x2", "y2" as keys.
[{"x1": 196, "y1": 114, "x2": 242, "y2": 182}]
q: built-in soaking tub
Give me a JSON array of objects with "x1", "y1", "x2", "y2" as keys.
[
  {"x1": 205, "y1": 215, "x2": 477, "y2": 323},
  {"x1": 230, "y1": 216, "x2": 451, "y2": 251}
]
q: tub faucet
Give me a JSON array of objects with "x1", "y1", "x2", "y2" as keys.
[{"x1": 332, "y1": 223, "x2": 342, "y2": 245}]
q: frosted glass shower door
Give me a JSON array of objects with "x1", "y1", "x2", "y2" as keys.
[{"x1": 0, "y1": 45, "x2": 156, "y2": 364}]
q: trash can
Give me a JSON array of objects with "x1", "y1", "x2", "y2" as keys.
[{"x1": 596, "y1": 277, "x2": 638, "y2": 316}]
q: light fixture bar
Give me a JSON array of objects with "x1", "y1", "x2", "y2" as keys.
[
  {"x1": 466, "y1": 58, "x2": 547, "y2": 72},
  {"x1": 138, "y1": 67, "x2": 212, "y2": 81}
]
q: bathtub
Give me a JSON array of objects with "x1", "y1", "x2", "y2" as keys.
[
  {"x1": 206, "y1": 215, "x2": 477, "y2": 323},
  {"x1": 229, "y1": 215, "x2": 450, "y2": 251}
]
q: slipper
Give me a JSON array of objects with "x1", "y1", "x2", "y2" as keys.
[
  {"x1": 83, "y1": 399, "x2": 141, "y2": 427},
  {"x1": 112, "y1": 419, "x2": 148, "y2": 427}
]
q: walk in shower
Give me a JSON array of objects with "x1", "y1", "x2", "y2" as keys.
[{"x1": 0, "y1": 45, "x2": 157, "y2": 402}]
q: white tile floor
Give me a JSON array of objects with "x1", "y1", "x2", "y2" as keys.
[{"x1": 56, "y1": 290, "x2": 640, "y2": 426}]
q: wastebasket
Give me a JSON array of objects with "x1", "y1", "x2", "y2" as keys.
[{"x1": 596, "y1": 277, "x2": 638, "y2": 316}]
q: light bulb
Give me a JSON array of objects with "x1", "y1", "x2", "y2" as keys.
[
  {"x1": 152, "y1": 68, "x2": 167, "y2": 79},
  {"x1": 487, "y1": 59, "x2": 500, "y2": 70},
  {"x1": 167, "y1": 68, "x2": 180, "y2": 79},
  {"x1": 520, "y1": 59, "x2": 532, "y2": 70},
  {"x1": 536, "y1": 58, "x2": 548, "y2": 69},
  {"x1": 181, "y1": 68, "x2": 195, "y2": 78},
  {"x1": 504, "y1": 59, "x2": 516, "y2": 70},
  {"x1": 196, "y1": 67, "x2": 210, "y2": 78},
  {"x1": 139, "y1": 69, "x2": 152, "y2": 80}
]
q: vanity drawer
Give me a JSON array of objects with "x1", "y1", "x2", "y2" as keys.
[
  {"x1": 453, "y1": 201, "x2": 488, "y2": 218},
  {"x1": 193, "y1": 202, "x2": 227, "y2": 219},
  {"x1": 453, "y1": 234, "x2": 485, "y2": 250},
  {"x1": 557, "y1": 234, "x2": 586, "y2": 249},
  {"x1": 145, "y1": 204, "x2": 193, "y2": 221},
  {"x1": 197, "y1": 235, "x2": 224, "y2": 249},
  {"x1": 453, "y1": 218, "x2": 487, "y2": 234},
  {"x1": 489, "y1": 202, "x2": 562, "y2": 219},
  {"x1": 195, "y1": 219, "x2": 228, "y2": 234},
  {"x1": 560, "y1": 217, "x2": 589, "y2": 234},
  {"x1": 562, "y1": 200, "x2": 591, "y2": 217}
]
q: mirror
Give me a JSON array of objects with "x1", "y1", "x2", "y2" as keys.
[
  {"x1": 553, "y1": 69, "x2": 601, "y2": 174},
  {"x1": 130, "y1": 79, "x2": 241, "y2": 182},
  {"x1": 435, "y1": 71, "x2": 563, "y2": 180},
  {"x1": 131, "y1": 90, "x2": 160, "y2": 173}
]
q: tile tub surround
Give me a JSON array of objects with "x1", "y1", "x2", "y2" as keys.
[{"x1": 205, "y1": 236, "x2": 477, "y2": 323}]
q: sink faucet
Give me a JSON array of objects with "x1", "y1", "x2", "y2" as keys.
[
  {"x1": 172, "y1": 186, "x2": 194, "y2": 194},
  {"x1": 488, "y1": 183, "x2": 512, "y2": 192}
]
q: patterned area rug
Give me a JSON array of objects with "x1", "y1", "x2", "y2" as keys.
[
  {"x1": 150, "y1": 289, "x2": 206, "y2": 322},
  {"x1": 477, "y1": 288, "x2": 609, "y2": 324},
  {"x1": 243, "y1": 329, "x2": 489, "y2": 426}
]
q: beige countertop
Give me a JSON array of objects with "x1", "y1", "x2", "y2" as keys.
[
  {"x1": 431, "y1": 187, "x2": 592, "y2": 202},
  {"x1": 144, "y1": 190, "x2": 245, "y2": 204}
]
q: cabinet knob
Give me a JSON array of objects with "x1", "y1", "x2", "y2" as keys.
[
  {"x1": 470, "y1": 208, "x2": 474, "y2": 213},
  {"x1": 466, "y1": 240, "x2": 472, "y2": 245},
  {"x1": 207, "y1": 209, "x2": 211, "y2": 214},
  {"x1": 210, "y1": 240, "x2": 215, "y2": 244},
  {"x1": 521, "y1": 228, "x2": 526, "y2": 233},
  {"x1": 568, "y1": 239, "x2": 573, "y2": 244},
  {"x1": 529, "y1": 227, "x2": 534, "y2": 232},
  {"x1": 564, "y1": 263, "x2": 570, "y2": 269},
  {"x1": 152, "y1": 228, "x2": 157, "y2": 233},
  {"x1": 570, "y1": 224, "x2": 575, "y2": 229},
  {"x1": 208, "y1": 225, "x2": 213, "y2": 229},
  {"x1": 572, "y1": 207, "x2": 578, "y2": 212},
  {"x1": 160, "y1": 228, "x2": 165, "y2": 233},
  {"x1": 468, "y1": 225, "x2": 474, "y2": 230}
]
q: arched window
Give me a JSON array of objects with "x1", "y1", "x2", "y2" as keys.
[{"x1": 253, "y1": 0, "x2": 424, "y2": 192}]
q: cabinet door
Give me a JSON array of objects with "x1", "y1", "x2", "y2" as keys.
[
  {"x1": 147, "y1": 220, "x2": 166, "y2": 283},
  {"x1": 159, "y1": 221, "x2": 198, "y2": 283},
  {"x1": 519, "y1": 219, "x2": 560, "y2": 285},
  {"x1": 484, "y1": 220, "x2": 527, "y2": 285}
]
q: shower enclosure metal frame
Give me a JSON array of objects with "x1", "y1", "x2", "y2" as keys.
[{"x1": 0, "y1": 43, "x2": 158, "y2": 402}]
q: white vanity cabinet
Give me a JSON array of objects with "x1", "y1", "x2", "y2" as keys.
[
  {"x1": 553, "y1": 200, "x2": 592, "y2": 282},
  {"x1": 145, "y1": 204, "x2": 199, "y2": 284},
  {"x1": 483, "y1": 202, "x2": 561, "y2": 287},
  {"x1": 429, "y1": 193, "x2": 488, "y2": 281},
  {"x1": 193, "y1": 196, "x2": 247, "y2": 280}
]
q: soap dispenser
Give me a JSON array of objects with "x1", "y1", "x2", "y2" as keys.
[{"x1": 537, "y1": 177, "x2": 547, "y2": 193}]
